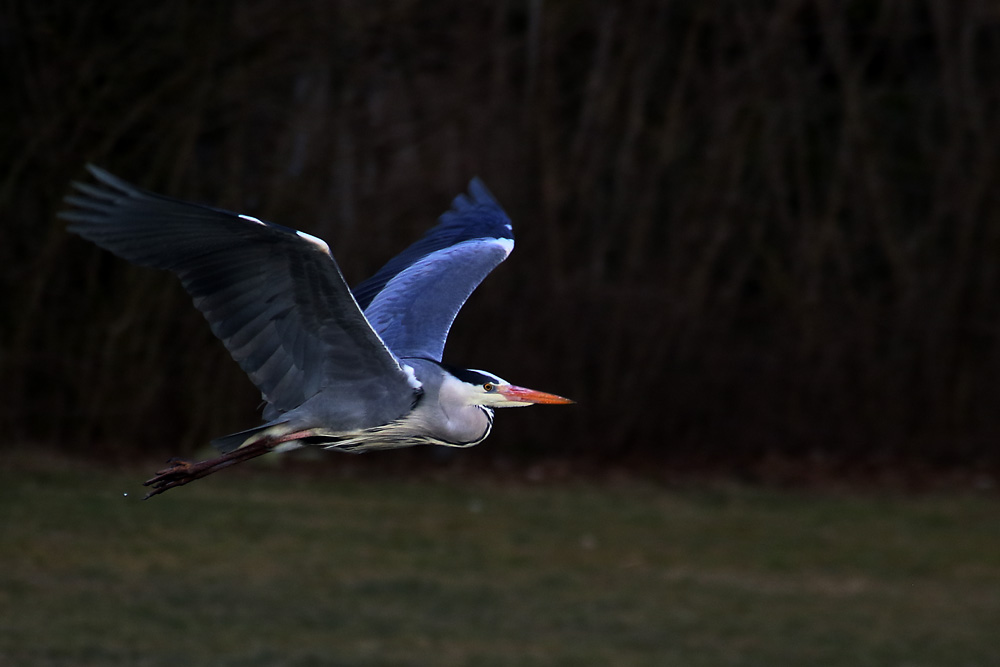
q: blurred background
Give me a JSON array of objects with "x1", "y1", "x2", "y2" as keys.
[
  {"x1": 5, "y1": 0, "x2": 1000, "y2": 475},
  {"x1": 5, "y1": 4, "x2": 1000, "y2": 664}
]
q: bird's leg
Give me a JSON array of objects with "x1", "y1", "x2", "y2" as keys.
[{"x1": 142, "y1": 437, "x2": 276, "y2": 499}]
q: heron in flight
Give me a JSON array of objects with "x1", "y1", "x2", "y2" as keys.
[{"x1": 62, "y1": 166, "x2": 572, "y2": 498}]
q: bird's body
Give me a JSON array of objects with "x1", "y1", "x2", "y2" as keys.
[
  {"x1": 216, "y1": 358, "x2": 497, "y2": 455},
  {"x1": 61, "y1": 167, "x2": 571, "y2": 497}
]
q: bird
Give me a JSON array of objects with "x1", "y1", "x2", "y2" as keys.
[{"x1": 61, "y1": 166, "x2": 573, "y2": 498}]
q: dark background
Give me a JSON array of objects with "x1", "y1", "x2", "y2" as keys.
[{"x1": 4, "y1": 1, "x2": 1000, "y2": 474}]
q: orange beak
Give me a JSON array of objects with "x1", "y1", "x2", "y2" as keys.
[{"x1": 497, "y1": 384, "x2": 575, "y2": 405}]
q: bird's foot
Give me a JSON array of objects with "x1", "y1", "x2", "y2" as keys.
[
  {"x1": 142, "y1": 440, "x2": 276, "y2": 499},
  {"x1": 154, "y1": 457, "x2": 196, "y2": 476},
  {"x1": 143, "y1": 457, "x2": 213, "y2": 499}
]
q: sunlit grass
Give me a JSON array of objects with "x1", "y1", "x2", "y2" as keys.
[{"x1": 1, "y1": 451, "x2": 998, "y2": 666}]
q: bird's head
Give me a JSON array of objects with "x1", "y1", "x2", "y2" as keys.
[{"x1": 447, "y1": 367, "x2": 574, "y2": 409}]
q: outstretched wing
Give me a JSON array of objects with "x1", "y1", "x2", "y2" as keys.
[
  {"x1": 352, "y1": 179, "x2": 514, "y2": 362},
  {"x1": 61, "y1": 165, "x2": 416, "y2": 425}
]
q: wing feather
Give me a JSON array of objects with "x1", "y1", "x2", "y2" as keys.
[
  {"x1": 61, "y1": 165, "x2": 415, "y2": 425},
  {"x1": 353, "y1": 178, "x2": 514, "y2": 361}
]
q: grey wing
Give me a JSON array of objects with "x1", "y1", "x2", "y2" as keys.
[
  {"x1": 363, "y1": 239, "x2": 513, "y2": 361},
  {"x1": 61, "y1": 165, "x2": 417, "y2": 425},
  {"x1": 356, "y1": 179, "x2": 514, "y2": 361}
]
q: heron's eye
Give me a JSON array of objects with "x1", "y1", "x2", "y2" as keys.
[{"x1": 483, "y1": 382, "x2": 496, "y2": 392}]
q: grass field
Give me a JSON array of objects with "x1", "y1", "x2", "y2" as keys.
[{"x1": 1, "y1": 451, "x2": 998, "y2": 666}]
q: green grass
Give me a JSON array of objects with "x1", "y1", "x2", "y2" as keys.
[{"x1": 1, "y1": 452, "x2": 998, "y2": 666}]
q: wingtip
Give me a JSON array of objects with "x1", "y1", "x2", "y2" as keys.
[
  {"x1": 447, "y1": 177, "x2": 507, "y2": 221},
  {"x1": 466, "y1": 177, "x2": 497, "y2": 205},
  {"x1": 61, "y1": 166, "x2": 118, "y2": 221},
  {"x1": 82, "y1": 163, "x2": 134, "y2": 192}
]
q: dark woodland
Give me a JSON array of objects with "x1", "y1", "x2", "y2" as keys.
[{"x1": 4, "y1": 1, "x2": 1000, "y2": 471}]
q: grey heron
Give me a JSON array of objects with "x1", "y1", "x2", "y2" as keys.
[{"x1": 61, "y1": 166, "x2": 572, "y2": 498}]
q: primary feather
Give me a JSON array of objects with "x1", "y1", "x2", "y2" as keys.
[{"x1": 60, "y1": 165, "x2": 415, "y2": 427}]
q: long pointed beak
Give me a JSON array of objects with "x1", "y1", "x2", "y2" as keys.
[{"x1": 497, "y1": 384, "x2": 575, "y2": 405}]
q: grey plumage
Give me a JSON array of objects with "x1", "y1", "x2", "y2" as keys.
[
  {"x1": 61, "y1": 166, "x2": 572, "y2": 497},
  {"x1": 356, "y1": 178, "x2": 513, "y2": 361},
  {"x1": 62, "y1": 167, "x2": 413, "y2": 427}
]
